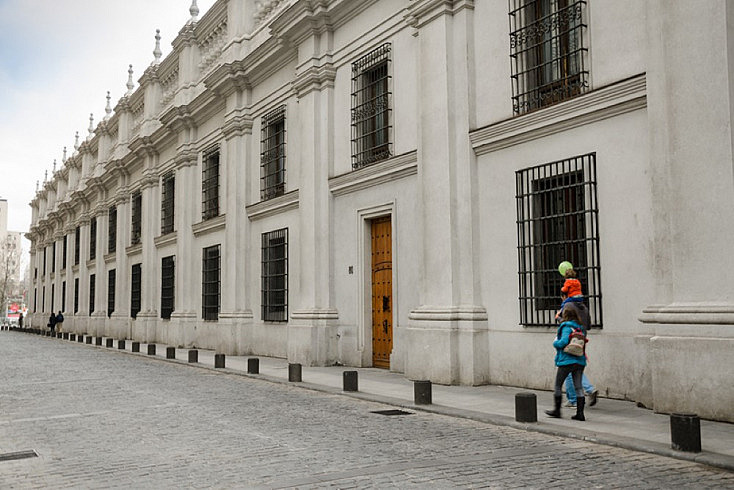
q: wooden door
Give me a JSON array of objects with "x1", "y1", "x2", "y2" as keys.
[{"x1": 371, "y1": 217, "x2": 392, "y2": 368}]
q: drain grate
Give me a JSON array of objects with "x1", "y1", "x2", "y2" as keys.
[
  {"x1": 370, "y1": 409, "x2": 413, "y2": 416},
  {"x1": 0, "y1": 450, "x2": 38, "y2": 462}
]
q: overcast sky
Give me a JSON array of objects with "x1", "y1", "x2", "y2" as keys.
[{"x1": 0, "y1": 0, "x2": 215, "y2": 258}]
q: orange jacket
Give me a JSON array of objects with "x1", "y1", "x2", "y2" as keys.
[{"x1": 561, "y1": 278, "x2": 582, "y2": 297}]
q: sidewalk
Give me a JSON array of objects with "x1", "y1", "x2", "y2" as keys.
[{"x1": 22, "y1": 331, "x2": 734, "y2": 472}]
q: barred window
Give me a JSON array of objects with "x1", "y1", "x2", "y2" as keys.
[
  {"x1": 61, "y1": 281, "x2": 66, "y2": 312},
  {"x1": 89, "y1": 274, "x2": 95, "y2": 314},
  {"x1": 161, "y1": 172, "x2": 175, "y2": 235},
  {"x1": 202, "y1": 245, "x2": 220, "y2": 321},
  {"x1": 52, "y1": 242, "x2": 57, "y2": 272},
  {"x1": 108, "y1": 206, "x2": 117, "y2": 254},
  {"x1": 74, "y1": 226, "x2": 80, "y2": 265},
  {"x1": 74, "y1": 278, "x2": 79, "y2": 314},
  {"x1": 62, "y1": 235, "x2": 67, "y2": 269},
  {"x1": 351, "y1": 43, "x2": 392, "y2": 169},
  {"x1": 50, "y1": 284, "x2": 54, "y2": 313},
  {"x1": 131, "y1": 192, "x2": 142, "y2": 245},
  {"x1": 260, "y1": 106, "x2": 286, "y2": 201},
  {"x1": 131, "y1": 263, "x2": 141, "y2": 319},
  {"x1": 509, "y1": 0, "x2": 588, "y2": 114},
  {"x1": 108, "y1": 269, "x2": 115, "y2": 318},
  {"x1": 43, "y1": 246, "x2": 47, "y2": 275},
  {"x1": 202, "y1": 148, "x2": 220, "y2": 220},
  {"x1": 262, "y1": 228, "x2": 288, "y2": 322},
  {"x1": 516, "y1": 153, "x2": 602, "y2": 328},
  {"x1": 161, "y1": 255, "x2": 175, "y2": 320},
  {"x1": 34, "y1": 288, "x2": 37, "y2": 312},
  {"x1": 89, "y1": 217, "x2": 97, "y2": 261},
  {"x1": 42, "y1": 286, "x2": 45, "y2": 312}
]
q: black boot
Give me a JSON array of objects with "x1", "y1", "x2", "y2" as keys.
[
  {"x1": 572, "y1": 397, "x2": 585, "y2": 421},
  {"x1": 545, "y1": 395, "x2": 562, "y2": 418}
]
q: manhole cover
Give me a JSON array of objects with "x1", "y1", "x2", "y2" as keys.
[
  {"x1": 0, "y1": 450, "x2": 38, "y2": 462},
  {"x1": 370, "y1": 409, "x2": 413, "y2": 416}
]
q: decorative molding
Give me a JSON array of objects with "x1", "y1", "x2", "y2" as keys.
[
  {"x1": 125, "y1": 242, "x2": 143, "y2": 257},
  {"x1": 104, "y1": 252, "x2": 116, "y2": 265},
  {"x1": 192, "y1": 214, "x2": 226, "y2": 237},
  {"x1": 222, "y1": 112, "x2": 254, "y2": 138},
  {"x1": 639, "y1": 303, "x2": 734, "y2": 325},
  {"x1": 329, "y1": 151, "x2": 418, "y2": 197},
  {"x1": 405, "y1": 0, "x2": 474, "y2": 32},
  {"x1": 290, "y1": 308, "x2": 339, "y2": 320},
  {"x1": 292, "y1": 63, "x2": 336, "y2": 98},
  {"x1": 154, "y1": 232, "x2": 178, "y2": 248},
  {"x1": 246, "y1": 190, "x2": 299, "y2": 221},
  {"x1": 409, "y1": 305, "x2": 489, "y2": 322},
  {"x1": 470, "y1": 74, "x2": 647, "y2": 156}
]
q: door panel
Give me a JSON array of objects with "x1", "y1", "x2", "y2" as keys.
[{"x1": 371, "y1": 217, "x2": 392, "y2": 368}]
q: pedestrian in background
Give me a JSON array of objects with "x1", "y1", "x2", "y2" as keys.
[
  {"x1": 48, "y1": 312, "x2": 57, "y2": 334},
  {"x1": 546, "y1": 306, "x2": 587, "y2": 421},
  {"x1": 561, "y1": 299, "x2": 599, "y2": 408},
  {"x1": 55, "y1": 311, "x2": 64, "y2": 333}
]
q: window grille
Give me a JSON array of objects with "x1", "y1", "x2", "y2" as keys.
[
  {"x1": 202, "y1": 245, "x2": 220, "y2": 321},
  {"x1": 89, "y1": 217, "x2": 97, "y2": 260},
  {"x1": 202, "y1": 148, "x2": 220, "y2": 220},
  {"x1": 62, "y1": 235, "x2": 67, "y2": 269},
  {"x1": 89, "y1": 274, "x2": 95, "y2": 314},
  {"x1": 51, "y1": 284, "x2": 54, "y2": 313},
  {"x1": 161, "y1": 255, "x2": 175, "y2": 320},
  {"x1": 509, "y1": 0, "x2": 588, "y2": 114},
  {"x1": 52, "y1": 242, "x2": 56, "y2": 272},
  {"x1": 131, "y1": 263, "x2": 141, "y2": 319},
  {"x1": 108, "y1": 206, "x2": 117, "y2": 254},
  {"x1": 74, "y1": 278, "x2": 79, "y2": 314},
  {"x1": 42, "y1": 287, "x2": 45, "y2": 312},
  {"x1": 516, "y1": 152, "x2": 602, "y2": 328},
  {"x1": 131, "y1": 192, "x2": 142, "y2": 245},
  {"x1": 108, "y1": 269, "x2": 115, "y2": 317},
  {"x1": 74, "y1": 227, "x2": 80, "y2": 265},
  {"x1": 261, "y1": 228, "x2": 288, "y2": 322},
  {"x1": 43, "y1": 246, "x2": 47, "y2": 275},
  {"x1": 61, "y1": 281, "x2": 66, "y2": 312},
  {"x1": 351, "y1": 43, "x2": 392, "y2": 169},
  {"x1": 161, "y1": 172, "x2": 175, "y2": 235},
  {"x1": 260, "y1": 106, "x2": 286, "y2": 200},
  {"x1": 34, "y1": 288, "x2": 37, "y2": 312}
]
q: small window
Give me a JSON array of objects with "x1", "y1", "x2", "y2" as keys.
[
  {"x1": 74, "y1": 278, "x2": 79, "y2": 314},
  {"x1": 351, "y1": 43, "x2": 392, "y2": 169},
  {"x1": 89, "y1": 217, "x2": 97, "y2": 261},
  {"x1": 62, "y1": 235, "x2": 68, "y2": 269},
  {"x1": 131, "y1": 263, "x2": 142, "y2": 319},
  {"x1": 131, "y1": 192, "x2": 142, "y2": 246},
  {"x1": 509, "y1": 0, "x2": 588, "y2": 114},
  {"x1": 61, "y1": 281, "x2": 66, "y2": 312},
  {"x1": 89, "y1": 274, "x2": 96, "y2": 314},
  {"x1": 202, "y1": 245, "x2": 220, "y2": 321},
  {"x1": 260, "y1": 106, "x2": 286, "y2": 200},
  {"x1": 50, "y1": 284, "x2": 55, "y2": 313},
  {"x1": 52, "y1": 242, "x2": 57, "y2": 272},
  {"x1": 108, "y1": 269, "x2": 116, "y2": 318},
  {"x1": 516, "y1": 152, "x2": 602, "y2": 328},
  {"x1": 161, "y1": 255, "x2": 175, "y2": 320},
  {"x1": 43, "y1": 246, "x2": 47, "y2": 275},
  {"x1": 108, "y1": 206, "x2": 117, "y2": 254},
  {"x1": 74, "y1": 227, "x2": 80, "y2": 265},
  {"x1": 202, "y1": 149, "x2": 220, "y2": 220},
  {"x1": 161, "y1": 172, "x2": 175, "y2": 235},
  {"x1": 261, "y1": 228, "x2": 288, "y2": 322}
]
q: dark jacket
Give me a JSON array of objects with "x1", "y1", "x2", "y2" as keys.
[
  {"x1": 49, "y1": 314, "x2": 57, "y2": 327},
  {"x1": 56, "y1": 312, "x2": 64, "y2": 324}
]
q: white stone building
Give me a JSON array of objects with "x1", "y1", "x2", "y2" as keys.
[{"x1": 26, "y1": 0, "x2": 734, "y2": 422}]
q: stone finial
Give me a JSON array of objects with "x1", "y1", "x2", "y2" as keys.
[
  {"x1": 88, "y1": 113, "x2": 94, "y2": 136},
  {"x1": 53, "y1": 159, "x2": 57, "y2": 173},
  {"x1": 105, "y1": 91, "x2": 112, "y2": 119},
  {"x1": 36, "y1": 180, "x2": 39, "y2": 192},
  {"x1": 189, "y1": 0, "x2": 199, "y2": 23},
  {"x1": 126, "y1": 64, "x2": 134, "y2": 95},
  {"x1": 62, "y1": 146, "x2": 67, "y2": 162},
  {"x1": 153, "y1": 29, "x2": 162, "y2": 64},
  {"x1": 44, "y1": 170, "x2": 48, "y2": 182},
  {"x1": 74, "y1": 131, "x2": 80, "y2": 150}
]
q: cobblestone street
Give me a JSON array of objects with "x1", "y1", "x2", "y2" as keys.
[{"x1": 1, "y1": 332, "x2": 733, "y2": 489}]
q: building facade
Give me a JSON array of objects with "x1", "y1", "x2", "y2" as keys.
[{"x1": 26, "y1": 0, "x2": 734, "y2": 422}]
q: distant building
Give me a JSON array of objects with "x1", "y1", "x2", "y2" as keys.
[
  {"x1": 26, "y1": 0, "x2": 734, "y2": 422},
  {"x1": 0, "y1": 199, "x2": 23, "y2": 298}
]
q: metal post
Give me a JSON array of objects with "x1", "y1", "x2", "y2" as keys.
[
  {"x1": 671, "y1": 413, "x2": 702, "y2": 452},
  {"x1": 515, "y1": 392, "x2": 537, "y2": 423},
  {"x1": 414, "y1": 380, "x2": 432, "y2": 405},
  {"x1": 247, "y1": 358, "x2": 259, "y2": 374},
  {"x1": 188, "y1": 350, "x2": 198, "y2": 363},
  {"x1": 288, "y1": 363, "x2": 302, "y2": 382},
  {"x1": 343, "y1": 371, "x2": 358, "y2": 392}
]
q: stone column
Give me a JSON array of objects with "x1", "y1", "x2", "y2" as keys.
[
  {"x1": 134, "y1": 166, "x2": 160, "y2": 342},
  {"x1": 405, "y1": 1, "x2": 488, "y2": 385},
  {"x1": 109, "y1": 192, "x2": 130, "y2": 339}
]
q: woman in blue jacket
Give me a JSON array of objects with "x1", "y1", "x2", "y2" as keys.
[{"x1": 545, "y1": 306, "x2": 587, "y2": 421}]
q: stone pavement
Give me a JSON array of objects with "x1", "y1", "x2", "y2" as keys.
[{"x1": 2, "y1": 328, "x2": 733, "y2": 488}]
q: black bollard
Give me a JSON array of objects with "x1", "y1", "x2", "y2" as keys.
[
  {"x1": 77, "y1": 335, "x2": 84, "y2": 343},
  {"x1": 166, "y1": 347, "x2": 176, "y2": 359},
  {"x1": 515, "y1": 392, "x2": 537, "y2": 423},
  {"x1": 69, "y1": 334, "x2": 76, "y2": 342},
  {"x1": 288, "y1": 363, "x2": 302, "y2": 382},
  {"x1": 247, "y1": 358, "x2": 259, "y2": 374},
  {"x1": 95, "y1": 336, "x2": 102, "y2": 346},
  {"x1": 147, "y1": 344, "x2": 156, "y2": 355},
  {"x1": 671, "y1": 413, "x2": 701, "y2": 453},
  {"x1": 86, "y1": 336, "x2": 92, "y2": 344},
  {"x1": 118, "y1": 340, "x2": 125, "y2": 350},
  {"x1": 214, "y1": 354, "x2": 226, "y2": 368},
  {"x1": 188, "y1": 350, "x2": 198, "y2": 363},
  {"x1": 343, "y1": 371, "x2": 359, "y2": 392},
  {"x1": 106, "y1": 338, "x2": 113, "y2": 348},
  {"x1": 132, "y1": 341, "x2": 140, "y2": 352},
  {"x1": 63, "y1": 332, "x2": 69, "y2": 340},
  {"x1": 414, "y1": 380, "x2": 432, "y2": 405}
]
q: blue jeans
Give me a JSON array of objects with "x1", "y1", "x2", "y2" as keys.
[{"x1": 565, "y1": 373, "x2": 594, "y2": 403}]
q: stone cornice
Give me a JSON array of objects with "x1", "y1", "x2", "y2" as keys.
[
  {"x1": 204, "y1": 60, "x2": 251, "y2": 99},
  {"x1": 329, "y1": 151, "x2": 418, "y2": 197},
  {"x1": 222, "y1": 112, "x2": 253, "y2": 138},
  {"x1": 139, "y1": 168, "x2": 160, "y2": 190},
  {"x1": 292, "y1": 62, "x2": 336, "y2": 98},
  {"x1": 246, "y1": 190, "x2": 299, "y2": 221},
  {"x1": 154, "y1": 232, "x2": 177, "y2": 249},
  {"x1": 192, "y1": 214, "x2": 226, "y2": 237},
  {"x1": 174, "y1": 146, "x2": 199, "y2": 168},
  {"x1": 639, "y1": 303, "x2": 734, "y2": 325},
  {"x1": 470, "y1": 73, "x2": 647, "y2": 156},
  {"x1": 405, "y1": 0, "x2": 474, "y2": 32}
]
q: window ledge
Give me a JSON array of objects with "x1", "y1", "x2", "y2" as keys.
[
  {"x1": 470, "y1": 74, "x2": 647, "y2": 156},
  {"x1": 154, "y1": 232, "x2": 177, "y2": 248},
  {"x1": 329, "y1": 150, "x2": 418, "y2": 197},
  {"x1": 126, "y1": 243, "x2": 142, "y2": 256},
  {"x1": 193, "y1": 214, "x2": 226, "y2": 237},
  {"x1": 86, "y1": 259, "x2": 96, "y2": 269},
  {"x1": 246, "y1": 190, "x2": 299, "y2": 221},
  {"x1": 104, "y1": 252, "x2": 115, "y2": 264}
]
